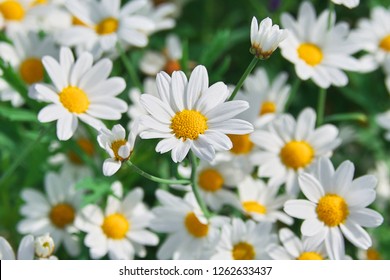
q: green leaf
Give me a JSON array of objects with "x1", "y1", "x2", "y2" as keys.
[
  {"x1": 0, "y1": 105, "x2": 38, "y2": 122},
  {"x1": 75, "y1": 177, "x2": 113, "y2": 206}
]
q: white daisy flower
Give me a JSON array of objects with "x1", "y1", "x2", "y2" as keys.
[
  {"x1": 140, "y1": 0, "x2": 176, "y2": 33},
  {"x1": 0, "y1": 0, "x2": 29, "y2": 30},
  {"x1": 211, "y1": 218, "x2": 276, "y2": 260},
  {"x1": 284, "y1": 157, "x2": 384, "y2": 260},
  {"x1": 150, "y1": 189, "x2": 226, "y2": 260},
  {"x1": 75, "y1": 181, "x2": 158, "y2": 260},
  {"x1": 279, "y1": 1, "x2": 361, "y2": 88},
  {"x1": 35, "y1": 47, "x2": 128, "y2": 141},
  {"x1": 250, "y1": 16, "x2": 287, "y2": 59},
  {"x1": 250, "y1": 107, "x2": 341, "y2": 195},
  {"x1": 34, "y1": 233, "x2": 56, "y2": 259},
  {"x1": 369, "y1": 161, "x2": 390, "y2": 211},
  {"x1": 139, "y1": 65, "x2": 254, "y2": 163},
  {"x1": 331, "y1": 0, "x2": 359, "y2": 9},
  {"x1": 17, "y1": 169, "x2": 83, "y2": 257},
  {"x1": 0, "y1": 29, "x2": 57, "y2": 107},
  {"x1": 268, "y1": 228, "x2": 327, "y2": 260},
  {"x1": 140, "y1": 34, "x2": 182, "y2": 76},
  {"x1": 237, "y1": 176, "x2": 293, "y2": 225},
  {"x1": 97, "y1": 124, "x2": 137, "y2": 176},
  {"x1": 56, "y1": 0, "x2": 155, "y2": 57}
]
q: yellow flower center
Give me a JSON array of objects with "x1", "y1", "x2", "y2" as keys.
[
  {"x1": 164, "y1": 60, "x2": 181, "y2": 75},
  {"x1": 59, "y1": 86, "x2": 90, "y2": 114},
  {"x1": 101, "y1": 213, "x2": 130, "y2": 239},
  {"x1": 297, "y1": 252, "x2": 324, "y2": 260},
  {"x1": 259, "y1": 101, "x2": 276, "y2": 115},
  {"x1": 171, "y1": 110, "x2": 208, "y2": 141},
  {"x1": 366, "y1": 248, "x2": 381, "y2": 260},
  {"x1": 198, "y1": 168, "x2": 224, "y2": 192},
  {"x1": 184, "y1": 212, "x2": 209, "y2": 238},
  {"x1": 110, "y1": 139, "x2": 129, "y2": 161},
  {"x1": 316, "y1": 194, "x2": 349, "y2": 227},
  {"x1": 232, "y1": 242, "x2": 255, "y2": 260},
  {"x1": 228, "y1": 134, "x2": 254, "y2": 155},
  {"x1": 297, "y1": 43, "x2": 323, "y2": 66},
  {"x1": 49, "y1": 203, "x2": 75, "y2": 229},
  {"x1": 30, "y1": 0, "x2": 47, "y2": 6},
  {"x1": 280, "y1": 141, "x2": 314, "y2": 170},
  {"x1": 96, "y1": 17, "x2": 118, "y2": 35},
  {"x1": 0, "y1": 1, "x2": 25, "y2": 21},
  {"x1": 68, "y1": 138, "x2": 95, "y2": 164},
  {"x1": 19, "y1": 58, "x2": 44, "y2": 84},
  {"x1": 242, "y1": 201, "x2": 267, "y2": 214},
  {"x1": 379, "y1": 35, "x2": 390, "y2": 52}
]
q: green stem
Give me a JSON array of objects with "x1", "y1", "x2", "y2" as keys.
[
  {"x1": 116, "y1": 43, "x2": 143, "y2": 90},
  {"x1": 316, "y1": 87, "x2": 327, "y2": 127},
  {"x1": 126, "y1": 161, "x2": 190, "y2": 185},
  {"x1": 324, "y1": 113, "x2": 368, "y2": 124},
  {"x1": 228, "y1": 57, "x2": 259, "y2": 101},
  {"x1": 327, "y1": 1, "x2": 335, "y2": 30},
  {"x1": 189, "y1": 151, "x2": 211, "y2": 219},
  {"x1": 284, "y1": 78, "x2": 301, "y2": 111}
]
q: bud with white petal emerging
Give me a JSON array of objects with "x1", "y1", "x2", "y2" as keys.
[
  {"x1": 34, "y1": 234, "x2": 55, "y2": 259},
  {"x1": 250, "y1": 17, "x2": 287, "y2": 59}
]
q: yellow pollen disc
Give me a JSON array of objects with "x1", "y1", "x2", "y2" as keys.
[
  {"x1": 59, "y1": 86, "x2": 90, "y2": 114},
  {"x1": 184, "y1": 212, "x2": 209, "y2": 238},
  {"x1": 198, "y1": 168, "x2": 224, "y2": 192},
  {"x1": 111, "y1": 139, "x2": 129, "y2": 161},
  {"x1": 259, "y1": 101, "x2": 276, "y2": 115},
  {"x1": 366, "y1": 248, "x2": 381, "y2": 260},
  {"x1": 49, "y1": 203, "x2": 75, "y2": 228},
  {"x1": 316, "y1": 194, "x2": 349, "y2": 227},
  {"x1": 96, "y1": 17, "x2": 118, "y2": 35},
  {"x1": 0, "y1": 1, "x2": 25, "y2": 21},
  {"x1": 171, "y1": 110, "x2": 208, "y2": 141},
  {"x1": 164, "y1": 60, "x2": 181, "y2": 75},
  {"x1": 379, "y1": 35, "x2": 390, "y2": 52},
  {"x1": 297, "y1": 252, "x2": 324, "y2": 260},
  {"x1": 280, "y1": 141, "x2": 314, "y2": 170},
  {"x1": 297, "y1": 43, "x2": 323, "y2": 66},
  {"x1": 19, "y1": 58, "x2": 44, "y2": 84},
  {"x1": 68, "y1": 138, "x2": 95, "y2": 164},
  {"x1": 242, "y1": 201, "x2": 267, "y2": 214},
  {"x1": 228, "y1": 134, "x2": 254, "y2": 155},
  {"x1": 101, "y1": 213, "x2": 130, "y2": 239},
  {"x1": 232, "y1": 242, "x2": 255, "y2": 260}
]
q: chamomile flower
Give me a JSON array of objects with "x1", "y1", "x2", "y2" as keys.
[
  {"x1": 75, "y1": 182, "x2": 158, "y2": 260},
  {"x1": 17, "y1": 169, "x2": 83, "y2": 257},
  {"x1": 150, "y1": 189, "x2": 226, "y2": 260},
  {"x1": 140, "y1": 34, "x2": 182, "y2": 76},
  {"x1": 331, "y1": 0, "x2": 359, "y2": 9},
  {"x1": 139, "y1": 65, "x2": 254, "y2": 163},
  {"x1": 0, "y1": 0, "x2": 29, "y2": 30},
  {"x1": 267, "y1": 228, "x2": 327, "y2": 260},
  {"x1": 0, "y1": 29, "x2": 57, "y2": 107},
  {"x1": 250, "y1": 107, "x2": 341, "y2": 195},
  {"x1": 237, "y1": 176, "x2": 293, "y2": 225},
  {"x1": 250, "y1": 16, "x2": 287, "y2": 59},
  {"x1": 35, "y1": 47, "x2": 128, "y2": 141},
  {"x1": 211, "y1": 218, "x2": 276, "y2": 260},
  {"x1": 97, "y1": 124, "x2": 137, "y2": 176},
  {"x1": 279, "y1": 1, "x2": 361, "y2": 88},
  {"x1": 140, "y1": 0, "x2": 176, "y2": 33},
  {"x1": 284, "y1": 157, "x2": 384, "y2": 260}
]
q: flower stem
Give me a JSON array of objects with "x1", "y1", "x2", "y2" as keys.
[
  {"x1": 327, "y1": 1, "x2": 335, "y2": 30},
  {"x1": 189, "y1": 151, "x2": 211, "y2": 219},
  {"x1": 228, "y1": 57, "x2": 259, "y2": 101},
  {"x1": 126, "y1": 161, "x2": 191, "y2": 185},
  {"x1": 116, "y1": 43, "x2": 143, "y2": 90},
  {"x1": 316, "y1": 87, "x2": 327, "y2": 127},
  {"x1": 324, "y1": 113, "x2": 368, "y2": 124},
  {"x1": 284, "y1": 78, "x2": 301, "y2": 111}
]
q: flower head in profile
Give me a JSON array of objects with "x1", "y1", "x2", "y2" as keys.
[
  {"x1": 139, "y1": 65, "x2": 253, "y2": 163},
  {"x1": 332, "y1": 0, "x2": 359, "y2": 9},
  {"x1": 284, "y1": 158, "x2": 384, "y2": 260},
  {"x1": 250, "y1": 17, "x2": 287, "y2": 59}
]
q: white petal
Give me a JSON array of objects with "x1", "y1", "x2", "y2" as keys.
[
  {"x1": 298, "y1": 173, "x2": 324, "y2": 203},
  {"x1": 284, "y1": 200, "x2": 317, "y2": 219},
  {"x1": 301, "y1": 218, "x2": 325, "y2": 236},
  {"x1": 128, "y1": 230, "x2": 159, "y2": 246},
  {"x1": 17, "y1": 235, "x2": 34, "y2": 260},
  {"x1": 186, "y1": 65, "x2": 208, "y2": 109},
  {"x1": 279, "y1": 228, "x2": 302, "y2": 258},
  {"x1": 56, "y1": 114, "x2": 78, "y2": 141},
  {"x1": 340, "y1": 220, "x2": 372, "y2": 249},
  {"x1": 103, "y1": 158, "x2": 121, "y2": 176},
  {"x1": 325, "y1": 227, "x2": 344, "y2": 260},
  {"x1": 349, "y1": 208, "x2": 383, "y2": 228}
]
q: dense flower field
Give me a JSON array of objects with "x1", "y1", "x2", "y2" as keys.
[{"x1": 0, "y1": 0, "x2": 390, "y2": 260}]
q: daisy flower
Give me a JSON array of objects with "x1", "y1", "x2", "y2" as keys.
[
  {"x1": 268, "y1": 228, "x2": 327, "y2": 260},
  {"x1": 237, "y1": 176, "x2": 293, "y2": 225},
  {"x1": 75, "y1": 182, "x2": 158, "y2": 260},
  {"x1": 139, "y1": 65, "x2": 254, "y2": 163},
  {"x1": 279, "y1": 1, "x2": 361, "y2": 88},
  {"x1": 284, "y1": 157, "x2": 384, "y2": 260},
  {"x1": 97, "y1": 124, "x2": 137, "y2": 176},
  {"x1": 331, "y1": 0, "x2": 359, "y2": 9},
  {"x1": 140, "y1": 0, "x2": 177, "y2": 33},
  {"x1": 17, "y1": 169, "x2": 83, "y2": 257},
  {"x1": 35, "y1": 47, "x2": 128, "y2": 141},
  {"x1": 250, "y1": 107, "x2": 341, "y2": 195},
  {"x1": 250, "y1": 16, "x2": 287, "y2": 59},
  {"x1": 0, "y1": 0, "x2": 29, "y2": 30},
  {"x1": 140, "y1": 34, "x2": 182, "y2": 76},
  {"x1": 0, "y1": 29, "x2": 57, "y2": 107},
  {"x1": 211, "y1": 218, "x2": 276, "y2": 260},
  {"x1": 150, "y1": 189, "x2": 226, "y2": 260}
]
